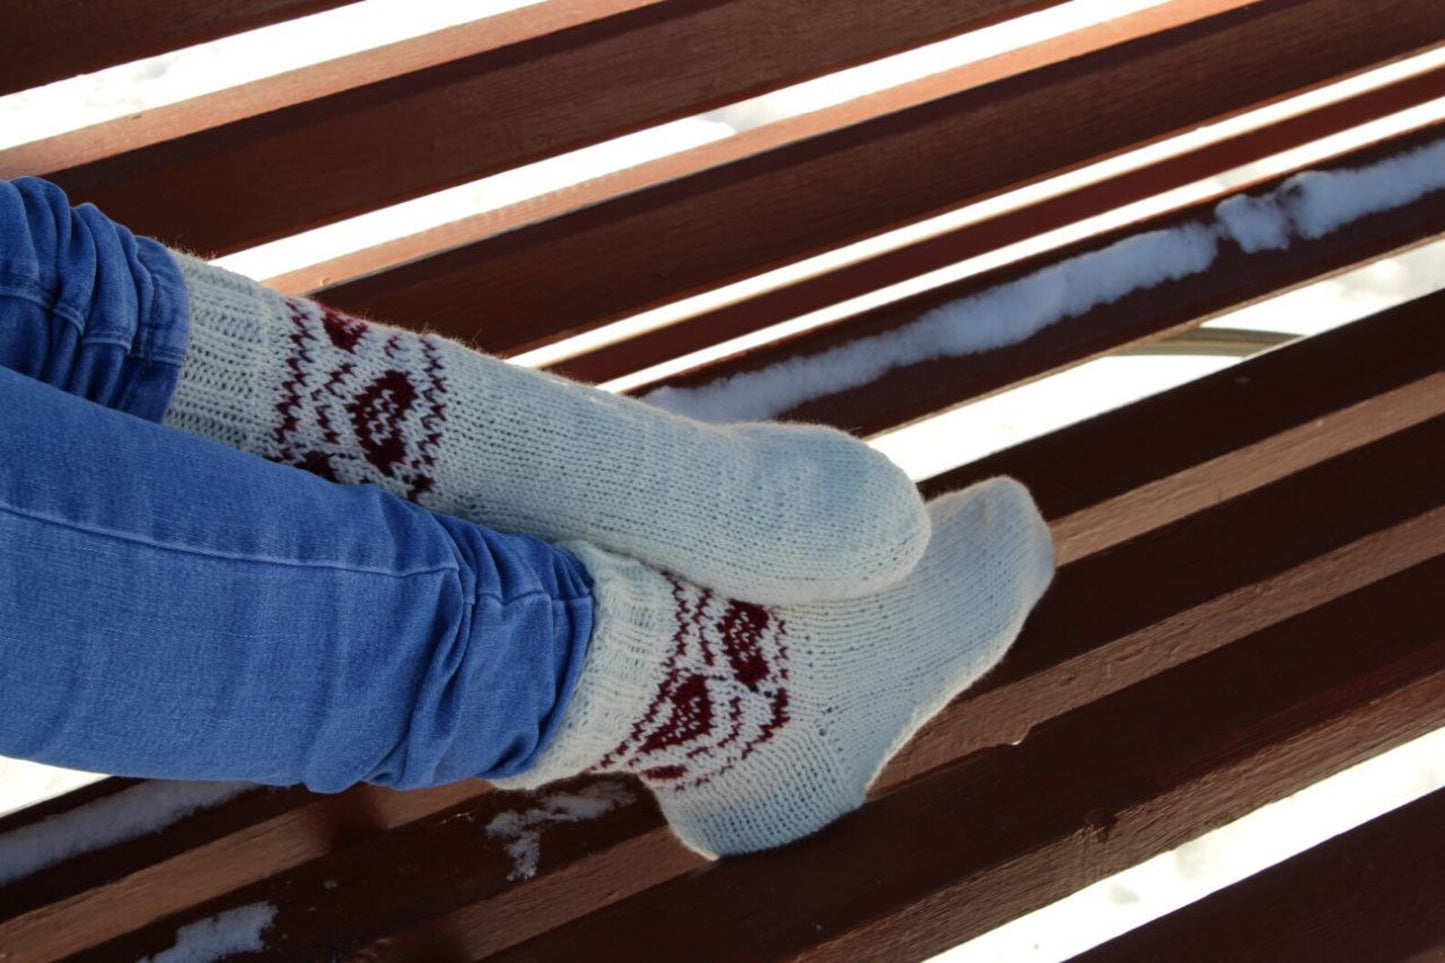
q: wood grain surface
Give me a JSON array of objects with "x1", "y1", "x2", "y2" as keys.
[
  {"x1": 301, "y1": 0, "x2": 1445, "y2": 354},
  {"x1": 554, "y1": 64, "x2": 1444, "y2": 386},
  {"x1": 640, "y1": 122, "x2": 1445, "y2": 435},
  {"x1": 0, "y1": 0, "x2": 357, "y2": 97},
  {"x1": 1074, "y1": 787, "x2": 1445, "y2": 963},
  {"x1": 28, "y1": 0, "x2": 1067, "y2": 255}
]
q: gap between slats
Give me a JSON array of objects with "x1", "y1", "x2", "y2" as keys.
[
  {"x1": 571, "y1": 56, "x2": 1445, "y2": 389},
  {"x1": 636, "y1": 122, "x2": 1445, "y2": 435},
  {"x1": 232, "y1": 0, "x2": 1203, "y2": 286},
  {"x1": 291, "y1": 0, "x2": 1445, "y2": 356},
  {"x1": 1072, "y1": 786, "x2": 1445, "y2": 963},
  {"x1": 0, "y1": 0, "x2": 359, "y2": 97},
  {"x1": 0, "y1": 1, "x2": 651, "y2": 160},
  {"x1": 11, "y1": 0, "x2": 1433, "y2": 329},
  {"x1": 6, "y1": 0, "x2": 1106, "y2": 256}
]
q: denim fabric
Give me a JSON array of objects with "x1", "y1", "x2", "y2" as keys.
[
  {"x1": 0, "y1": 178, "x2": 594, "y2": 791},
  {"x1": 0, "y1": 177, "x2": 189, "y2": 422}
]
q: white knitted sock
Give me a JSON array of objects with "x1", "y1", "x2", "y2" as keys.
[
  {"x1": 161, "y1": 254, "x2": 928, "y2": 605},
  {"x1": 492, "y1": 478, "x2": 1055, "y2": 858}
]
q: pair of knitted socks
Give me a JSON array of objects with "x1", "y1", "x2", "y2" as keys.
[{"x1": 163, "y1": 254, "x2": 1055, "y2": 857}]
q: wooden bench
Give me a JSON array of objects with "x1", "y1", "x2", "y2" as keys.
[{"x1": 1, "y1": 1, "x2": 1442, "y2": 959}]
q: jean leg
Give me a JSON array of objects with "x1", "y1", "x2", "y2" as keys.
[
  {"x1": 0, "y1": 366, "x2": 593, "y2": 792},
  {"x1": 0, "y1": 177, "x2": 188, "y2": 421}
]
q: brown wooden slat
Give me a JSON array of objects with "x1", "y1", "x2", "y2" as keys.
[
  {"x1": 0, "y1": 780, "x2": 484, "y2": 962},
  {"x1": 0, "y1": 0, "x2": 357, "y2": 97},
  {"x1": 58, "y1": 416, "x2": 1445, "y2": 961},
  {"x1": 554, "y1": 61, "x2": 1445, "y2": 384},
  {"x1": 58, "y1": 776, "x2": 689, "y2": 963},
  {"x1": 0, "y1": 2, "x2": 663, "y2": 176},
  {"x1": 300, "y1": 0, "x2": 1444, "y2": 355},
  {"x1": 1, "y1": 782, "x2": 276, "y2": 923},
  {"x1": 886, "y1": 417, "x2": 1445, "y2": 787},
  {"x1": 258, "y1": 0, "x2": 1258, "y2": 296},
  {"x1": 1075, "y1": 787, "x2": 1445, "y2": 963},
  {"x1": 488, "y1": 557, "x2": 1445, "y2": 963},
  {"x1": 920, "y1": 287, "x2": 1445, "y2": 564},
  {"x1": 30, "y1": 0, "x2": 1073, "y2": 256},
  {"x1": 0, "y1": 776, "x2": 138, "y2": 836},
  {"x1": 642, "y1": 121, "x2": 1445, "y2": 434}
]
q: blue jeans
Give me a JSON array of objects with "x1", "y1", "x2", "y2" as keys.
[{"x1": 0, "y1": 177, "x2": 594, "y2": 792}]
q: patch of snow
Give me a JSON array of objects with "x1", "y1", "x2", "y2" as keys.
[
  {"x1": 139, "y1": 902, "x2": 277, "y2": 963},
  {"x1": 1281, "y1": 137, "x2": 1445, "y2": 239},
  {"x1": 0, "y1": 757, "x2": 105, "y2": 818},
  {"x1": 0, "y1": 780, "x2": 251, "y2": 886},
  {"x1": 485, "y1": 781, "x2": 637, "y2": 882},
  {"x1": 1213, "y1": 194, "x2": 1291, "y2": 253},
  {"x1": 646, "y1": 137, "x2": 1445, "y2": 424}
]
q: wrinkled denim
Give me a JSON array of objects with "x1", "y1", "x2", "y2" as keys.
[{"x1": 0, "y1": 177, "x2": 593, "y2": 791}]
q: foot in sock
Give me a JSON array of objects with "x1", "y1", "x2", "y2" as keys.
[
  {"x1": 492, "y1": 477, "x2": 1055, "y2": 858},
  {"x1": 161, "y1": 253, "x2": 929, "y2": 605}
]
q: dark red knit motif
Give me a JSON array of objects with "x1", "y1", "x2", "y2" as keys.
[
  {"x1": 270, "y1": 298, "x2": 447, "y2": 501},
  {"x1": 596, "y1": 581, "x2": 791, "y2": 791}
]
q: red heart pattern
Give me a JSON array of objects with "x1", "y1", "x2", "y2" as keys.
[
  {"x1": 269, "y1": 297, "x2": 448, "y2": 502},
  {"x1": 596, "y1": 580, "x2": 792, "y2": 791}
]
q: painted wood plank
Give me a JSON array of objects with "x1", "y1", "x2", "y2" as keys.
[
  {"x1": 301, "y1": 0, "x2": 1445, "y2": 354},
  {"x1": 638, "y1": 122, "x2": 1445, "y2": 434},
  {"x1": 29, "y1": 0, "x2": 1069, "y2": 255},
  {"x1": 0, "y1": 0, "x2": 356, "y2": 97},
  {"x1": 0, "y1": 2, "x2": 663, "y2": 175},
  {"x1": 0, "y1": 781, "x2": 483, "y2": 961},
  {"x1": 553, "y1": 63, "x2": 1445, "y2": 385},
  {"x1": 1075, "y1": 787, "x2": 1445, "y2": 963},
  {"x1": 258, "y1": 0, "x2": 1262, "y2": 298}
]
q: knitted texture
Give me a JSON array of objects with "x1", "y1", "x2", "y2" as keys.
[
  {"x1": 493, "y1": 478, "x2": 1055, "y2": 857},
  {"x1": 161, "y1": 254, "x2": 929, "y2": 605}
]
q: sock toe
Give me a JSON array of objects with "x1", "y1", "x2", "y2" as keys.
[
  {"x1": 715, "y1": 422, "x2": 930, "y2": 604},
  {"x1": 929, "y1": 477, "x2": 1056, "y2": 621}
]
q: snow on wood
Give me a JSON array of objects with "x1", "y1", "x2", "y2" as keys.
[
  {"x1": 485, "y1": 780, "x2": 637, "y2": 881},
  {"x1": 647, "y1": 137, "x2": 1445, "y2": 423},
  {"x1": 0, "y1": 780, "x2": 251, "y2": 885},
  {"x1": 138, "y1": 902, "x2": 276, "y2": 963}
]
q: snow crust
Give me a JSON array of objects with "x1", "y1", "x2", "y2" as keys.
[
  {"x1": 1213, "y1": 194, "x2": 1291, "y2": 253},
  {"x1": 647, "y1": 137, "x2": 1445, "y2": 423},
  {"x1": 139, "y1": 902, "x2": 277, "y2": 963},
  {"x1": 485, "y1": 780, "x2": 636, "y2": 881},
  {"x1": 0, "y1": 780, "x2": 251, "y2": 885},
  {"x1": 1283, "y1": 137, "x2": 1445, "y2": 239}
]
